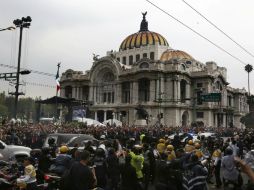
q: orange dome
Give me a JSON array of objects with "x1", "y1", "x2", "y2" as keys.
[
  {"x1": 119, "y1": 12, "x2": 169, "y2": 51},
  {"x1": 160, "y1": 50, "x2": 193, "y2": 61},
  {"x1": 119, "y1": 31, "x2": 169, "y2": 51}
]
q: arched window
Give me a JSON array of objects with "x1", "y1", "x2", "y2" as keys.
[
  {"x1": 140, "y1": 62, "x2": 149, "y2": 69},
  {"x1": 215, "y1": 81, "x2": 223, "y2": 91},
  {"x1": 180, "y1": 80, "x2": 187, "y2": 102},
  {"x1": 129, "y1": 55, "x2": 133, "y2": 65},
  {"x1": 150, "y1": 52, "x2": 154, "y2": 60},
  {"x1": 138, "y1": 78, "x2": 150, "y2": 102},
  {"x1": 122, "y1": 56, "x2": 126, "y2": 65},
  {"x1": 136, "y1": 54, "x2": 140, "y2": 62},
  {"x1": 100, "y1": 72, "x2": 115, "y2": 104},
  {"x1": 122, "y1": 82, "x2": 130, "y2": 103}
]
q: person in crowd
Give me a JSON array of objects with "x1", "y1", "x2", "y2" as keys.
[
  {"x1": 244, "y1": 143, "x2": 254, "y2": 170},
  {"x1": 228, "y1": 140, "x2": 239, "y2": 157},
  {"x1": 166, "y1": 144, "x2": 176, "y2": 162},
  {"x1": 17, "y1": 157, "x2": 38, "y2": 190},
  {"x1": 194, "y1": 143, "x2": 203, "y2": 160},
  {"x1": 120, "y1": 155, "x2": 138, "y2": 190},
  {"x1": 50, "y1": 145, "x2": 71, "y2": 176},
  {"x1": 212, "y1": 144, "x2": 222, "y2": 188},
  {"x1": 68, "y1": 150, "x2": 97, "y2": 190},
  {"x1": 93, "y1": 147, "x2": 107, "y2": 189},
  {"x1": 106, "y1": 148, "x2": 120, "y2": 190},
  {"x1": 48, "y1": 137, "x2": 57, "y2": 158},
  {"x1": 155, "y1": 152, "x2": 171, "y2": 190},
  {"x1": 221, "y1": 148, "x2": 241, "y2": 188},
  {"x1": 184, "y1": 140, "x2": 195, "y2": 153},
  {"x1": 143, "y1": 143, "x2": 156, "y2": 190},
  {"x1": 182, "y1": 154, "x2": 208, "y2": 190},
  {"x1": 129, "y1": 144, "x2": 144, "y2": 185},
  {"x1": 37, "y1": 147, "x2": 53, "y2": 183},
  {"x1": 84, "y1": 140, "x2": 95, "y2": 155},
  {"x1": 157, "y1": 139, "x2": 166, "y2": 155}
]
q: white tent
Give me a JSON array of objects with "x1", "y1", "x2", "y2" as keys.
[
  {"x1": 103, "y1": 119, "x2": 122, "y2": 127},
  {"x1": 74, "y1": 117, "x2": 105, "y2": 126}
]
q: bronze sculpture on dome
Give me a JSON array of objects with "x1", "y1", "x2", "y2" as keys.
[
  {"x1": 140, "y1": 11, "x2": 148, "y2": 32},
  {"x1": 142, "y1": 11, "x2": 147, "y2": 19}
]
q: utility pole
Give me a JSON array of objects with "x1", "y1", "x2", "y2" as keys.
[{"x1": 12, "y1": 16, "x2": 32, "y2": 119}]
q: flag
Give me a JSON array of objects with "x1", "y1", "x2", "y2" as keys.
[{"x1": 55, "y1": 67, "x2": 60, "y2": 93}]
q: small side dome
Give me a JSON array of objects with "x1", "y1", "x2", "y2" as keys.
[{"x1": 160, "y1": 49, "x2": 193, "y2": 62}]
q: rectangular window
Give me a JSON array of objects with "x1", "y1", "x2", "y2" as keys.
[
  {"x1": 122, "y1": 82, "x2": 130, "y2": 103},
  {"x1": 108, "y1": 92, "x2": 111, "y2": 103},
  {"x1": 122, "y1": 56, "x2": 126, "y2": 65},
  {"x1": 136, "y1": 54, "x2": 140, "y2": 62},
  {"x1": 150, "y1": 52, "x2": 154, "y2": 60},
  {"x1": 228, "y1": 96, "x2": 232, "y2": 106},
  {"x1": 129, "y1": 55, "x2": 133, "y2": 65},
  {"x1": 196, "y1": 112, "x2": 204, "y2": 118},
  {"x1": 197, "y1": 91, "x2": 203, "y2": 105},
  {"x1": 117, "y1": 57, "x2": 120, "y2": 62},
  {"x1": 103, "y1": 93, "x2": 107, "y2": 103},
  {"x1": 112, "y1": 92, "x2": 114, "y2": 103},
  {"x1": 143, "y1": 53, "x2": 147, "y2": 58}
]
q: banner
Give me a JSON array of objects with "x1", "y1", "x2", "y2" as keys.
[{"x1": 72, "y1": 106, "x2": 86, "y2": 118}]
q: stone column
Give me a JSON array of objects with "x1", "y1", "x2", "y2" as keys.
[
  {"x1": 160, "y1": 77, "x2": 165, "y2": 96},
  {"x1": 72, "y1": 86, "x2": 76, "y2": 99},
  {"x1": 79, "y1": 87, "x2": 83, "y2": 100},
  {"x1": 156, "y1": 79, "x2": 160, "y2": 100},
  {"x1": 150, "y1": 80, "x2": 155, "y2": 102},
  {"x1": 89, "y1": 85, "x2": 93, "y2": 101},
  {"x1": 117, "y1": 83, "x2": 122, "y2": 103},
  {"x1": 177, "y1": 80, "x2": 180, "y2": 101},
  {"x1": 186, "y1": 82, "x2": 191, "y2": 104},
  {"x1": 132, "y1": 81, "x2": 138, "y2": 104},
  {"x1": 223, "y1": 113, "x2": 226, "y2": 127},
  {"x1": 76, "y1": 87, "x2": 80, "y2": 100},
  {"x1": 95, "y1": 111, "x2": 98, "y2": 121},
  {"x1": 104, "y1": 111, "x2": 107, "y2": 121},
  {"x1": 93, "y1": 86, "x2": 97, "y2": 103}
]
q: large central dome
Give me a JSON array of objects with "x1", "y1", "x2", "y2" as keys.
[{"x1": 119, "y1": 12, "x2": 169, "y2": 51}]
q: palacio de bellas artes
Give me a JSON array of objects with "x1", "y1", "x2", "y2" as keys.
[{"x1": 59, "y1": 12, "x2": 249, "y2": 128}]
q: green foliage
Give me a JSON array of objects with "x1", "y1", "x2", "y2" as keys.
[
  {"x1": 0, "y1": 92, "x2": 56, "y2": 120},
  {"x1": 0, "y1": 104, "x2": 8, "y2": 116}
]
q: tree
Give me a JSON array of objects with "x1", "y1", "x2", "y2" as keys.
[
  {"x1": 245, "y1": 64, "x2": 253, "y2": 96},
  {"x1": 0, "y1": 104, "x2": 8, "y2": 116}
]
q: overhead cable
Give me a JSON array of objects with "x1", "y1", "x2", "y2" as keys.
[
  {"x1": 181, "y1": 0, "x2": 254, "y2": 60},
  {"x1": 145, "y1": 0, "x2": 248, "y2": 65}
]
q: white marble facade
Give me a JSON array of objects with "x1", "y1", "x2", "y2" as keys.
[{"x1": 60, "y1": 14, "x2": 249, "y2": 128}]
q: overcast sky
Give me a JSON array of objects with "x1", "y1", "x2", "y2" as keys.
[{"x1": 0, "y1": 0, "x2": 253, "y2": 98}]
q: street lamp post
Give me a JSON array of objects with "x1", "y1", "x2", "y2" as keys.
[{"x1": 13, "y1": 16, "x2": 32, "y2": 119}]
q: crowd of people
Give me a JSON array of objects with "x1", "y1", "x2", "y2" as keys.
[{"x1": 1, "y1": 122, "x2": 254, "y2": 190}]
